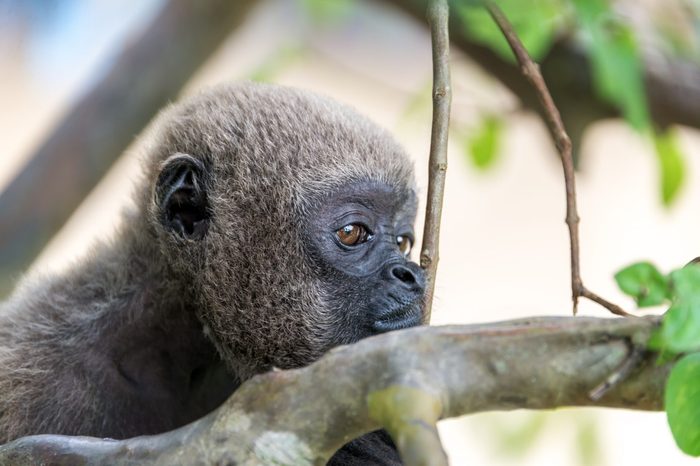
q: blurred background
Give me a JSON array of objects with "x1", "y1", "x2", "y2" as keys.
[{"x1": 1, "y1": 0, "x2": 699, "y2": 464}]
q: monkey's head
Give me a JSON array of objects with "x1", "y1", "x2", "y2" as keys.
[{"x1": 143, "y1": 83, "x2": 425, "y2": 378}]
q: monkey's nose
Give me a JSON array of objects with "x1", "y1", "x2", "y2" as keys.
[
  {"x1": 391, "y1": 265, "x2": 416, "y2": 284},
  {"x1": 389, "y1": 264, "x2": 425, "y2": 293}
]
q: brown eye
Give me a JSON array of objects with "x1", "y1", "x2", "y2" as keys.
[
  {"x1": 336, "y1": 224, "x2": 370, "y2": 246},
  {"x1": 397, "y1": 235, "x2": 412, "y2": 256}
]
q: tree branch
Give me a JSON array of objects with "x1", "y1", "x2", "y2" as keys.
[
  {"x1": 5, "y1": 0, "x2": 699, "y2": 298},
  {"x1": 0, "y1": 316, "x2": 666, "y2": 465},
  {"x1": 485, "y1": 3, "x2": 628, "y2": 317},
  {"x1": 421, "y1": 0, "x2": 452, "y2": 323},
  {"x1": 383, "y1": 0, "x2": 700, "y2": 154},
  {"x1": 0, "y1": 0, "x2": 257, "y2": 296}
]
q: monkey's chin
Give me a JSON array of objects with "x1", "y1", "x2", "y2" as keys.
[{"x1": 371, "y1": 303, "x2": 423, "y2": 333}]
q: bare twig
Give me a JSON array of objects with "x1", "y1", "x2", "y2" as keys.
[
  {"x1": 589, "y1": 345, "x2": 647, "y2": 401},
  {"x1": 580, "y1": 288, "x2": 631, "y2": 317},
  {"x1": 421, "y1": 0, "x2": 452, "y2": 323},
  {"x1": 384, "y1": 0, "x2": 700, "y2": 156},
  {"x1": 0, "y1": 316, "x2": 666, "y2": 465},
  {"x1": 685, "y1": 257, "x2": 700, "y2": 267},
  {"x1": 485, "y1": 3, "x2": 629, "y2": 317}
]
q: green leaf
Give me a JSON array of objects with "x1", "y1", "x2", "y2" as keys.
[
  {"x1": 614, "y1": 262, "x2": 669, "y2": 307},
  {"x1": 665, "y1": 353, "x2": 700, "y2": 456},
  {"x1": 659, "y1": 301, "x2": 700, "y2": 353},
  {"x1": 647, "y1": 327, "x2": 676, "y2": 365},
  {"x1": 571, "y1": 0, "x2": 650, "y2": 131},
  {"x1": 456, "y1": 0, "x2": 563, "y2": 62},
  {"x1": 466, "y1": 116, "x2": 503, "y2": 170},
  {"x1": 670, "y1": 266, "x2": 700, "y2": 302},
  {"x1": 653, "y1": 129, "x2": 686, "y2": 207},
  {"x1": 648, "y1": 266, "x2": 700, "y2": 354}
]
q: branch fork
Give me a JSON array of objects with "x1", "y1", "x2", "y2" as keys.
[{"x1": 485, "y1": 2, "x2": 629, "y2": 317}]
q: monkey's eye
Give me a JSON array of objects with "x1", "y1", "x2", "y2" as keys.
[
  {"x1": 396, "y1": 235, "x2": 412, "y2": 257},
  {"x1": 336, "y1": 224, "x2": 372, "y2": 246}
]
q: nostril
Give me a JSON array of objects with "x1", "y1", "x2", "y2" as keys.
[{"x1": 391, "y1": 265, "x2": 416, "y2": 285}]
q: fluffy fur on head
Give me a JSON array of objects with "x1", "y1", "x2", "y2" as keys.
[{"x1": 140, "y1": 82, "x2": 416, "y2": 378}]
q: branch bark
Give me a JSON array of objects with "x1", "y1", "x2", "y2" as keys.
[
  {"x1": 485, "y1": 3, "x2": 628, "y2": 317},
  {"x1": 0, "y1": 0, "x2": 256, "y2": 296},
  {"x1": 421, "y1": 0, "x2": 452, "y2": 323},
  {"x1": 0, "y1": 316, "x2": 667, "y2": 465}
]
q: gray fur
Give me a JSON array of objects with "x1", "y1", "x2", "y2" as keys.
[{"x1": 0, "y1": 82, "x2": 416, "y2": 445}]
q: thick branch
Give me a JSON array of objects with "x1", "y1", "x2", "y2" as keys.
[
  {"x1": 0, "y1": 316, "x2": 667, "y2": 465},
  {"x1": 421, "y1": 0, "x2": 452, "y2": 323},
  {"x1": 0, "y1": 0, "x2": 256, "y2": 295}
]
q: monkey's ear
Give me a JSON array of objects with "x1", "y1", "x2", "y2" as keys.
[{"x1": 154, "y1": 153, "x2": 210, "y2": 240}]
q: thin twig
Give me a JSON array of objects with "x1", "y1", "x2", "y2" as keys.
[
  {"x1": 485, "y1": 2, "x2": 627, "y2": 317},
  {"x1": 421, "y1": 0, "x2": 452, "y2": 323},
  {"x1": 589, "y1": 345, "x2": 646, "y2": 400},
  {"x1": 685, "y1": 256, "x2": 700, "y2": 267},
  {"x1": 580, "y1": 287, "x2": 632, "y2": 317}
]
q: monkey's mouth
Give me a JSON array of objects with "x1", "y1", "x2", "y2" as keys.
[{"x1": 371, "y1": 301, "x2": 423, "y2": 333}]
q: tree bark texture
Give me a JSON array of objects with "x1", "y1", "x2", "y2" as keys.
[{"x1": 0, "y1": 316, "x2": 668, "y2": 466}]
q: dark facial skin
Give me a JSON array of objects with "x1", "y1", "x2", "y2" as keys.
[
  {"x1": 306, "y1": 181, "x2": 423, "y2": 466},
  {"x1": 307, "y1": 181, "x2": 426, "y2": 346}
]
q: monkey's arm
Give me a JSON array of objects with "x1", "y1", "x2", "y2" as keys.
[{"x1": 327, "y1": 430, "x2": 402, "y2": 466}]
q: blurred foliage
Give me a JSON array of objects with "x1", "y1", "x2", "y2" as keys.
[
  {"x1": 469, "y1": 410, "x2": 604, "y2": 465},
  {"x1": 653, "y1": 129, "x2": 686, "y2": 206},
  {"x1": 615, "y1": 261, "x2": 700, "y2": 456},
  {"x1": 485, "y1": 412, "x2": 548, "y2": 457},
  {"x1": 465, "y1": 115, "x2": 503, "y2": 170},
  {"x1": 574, "y1": 417, "x2": 603, "y2": 466},
  {"x1": 456, "y1": 0, "x2": 562, "y2": 61},
  {"x1": 655, "y1": 1, "x2": 700, "y2": 61},
  {"x1": 400, "y1": 80, "x2": 433, "y2": 122},
  {"x1": 300, "y1": 0, "x2": 355, "y2": 23},
  {"x1": 455, "y1": 0, "x2": 650, "y2": 130},
  {"x1": 454, "y1": 0, "x2": 691, "y2": 206},
  {"x1": 570, "y1": 0, "x2": 649, "y2": 131},
  {"x1": 401, "y1": 87, "x2": 506, "y2": 173},
  {"x1": 249, "y1": 45, "x2": 305, "y2": 83},
  {"x1": 308, "y1": 0, "x2": 692, "y2": 206}
]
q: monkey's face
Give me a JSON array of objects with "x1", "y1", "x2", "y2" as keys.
[
  {"x1": 305, "y1": 180, "x2": 425, "y2": 346},
  {"x1": 148, "y1": 83, "x2": 424, "y2": 378}
]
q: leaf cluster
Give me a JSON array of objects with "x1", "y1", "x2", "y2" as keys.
[
  {"x1": 615, "y1": 261, "x2": 700, "y2": 455},
  {"x1": 457, "y1": 0, "x2": 687, "y2": 205}
]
